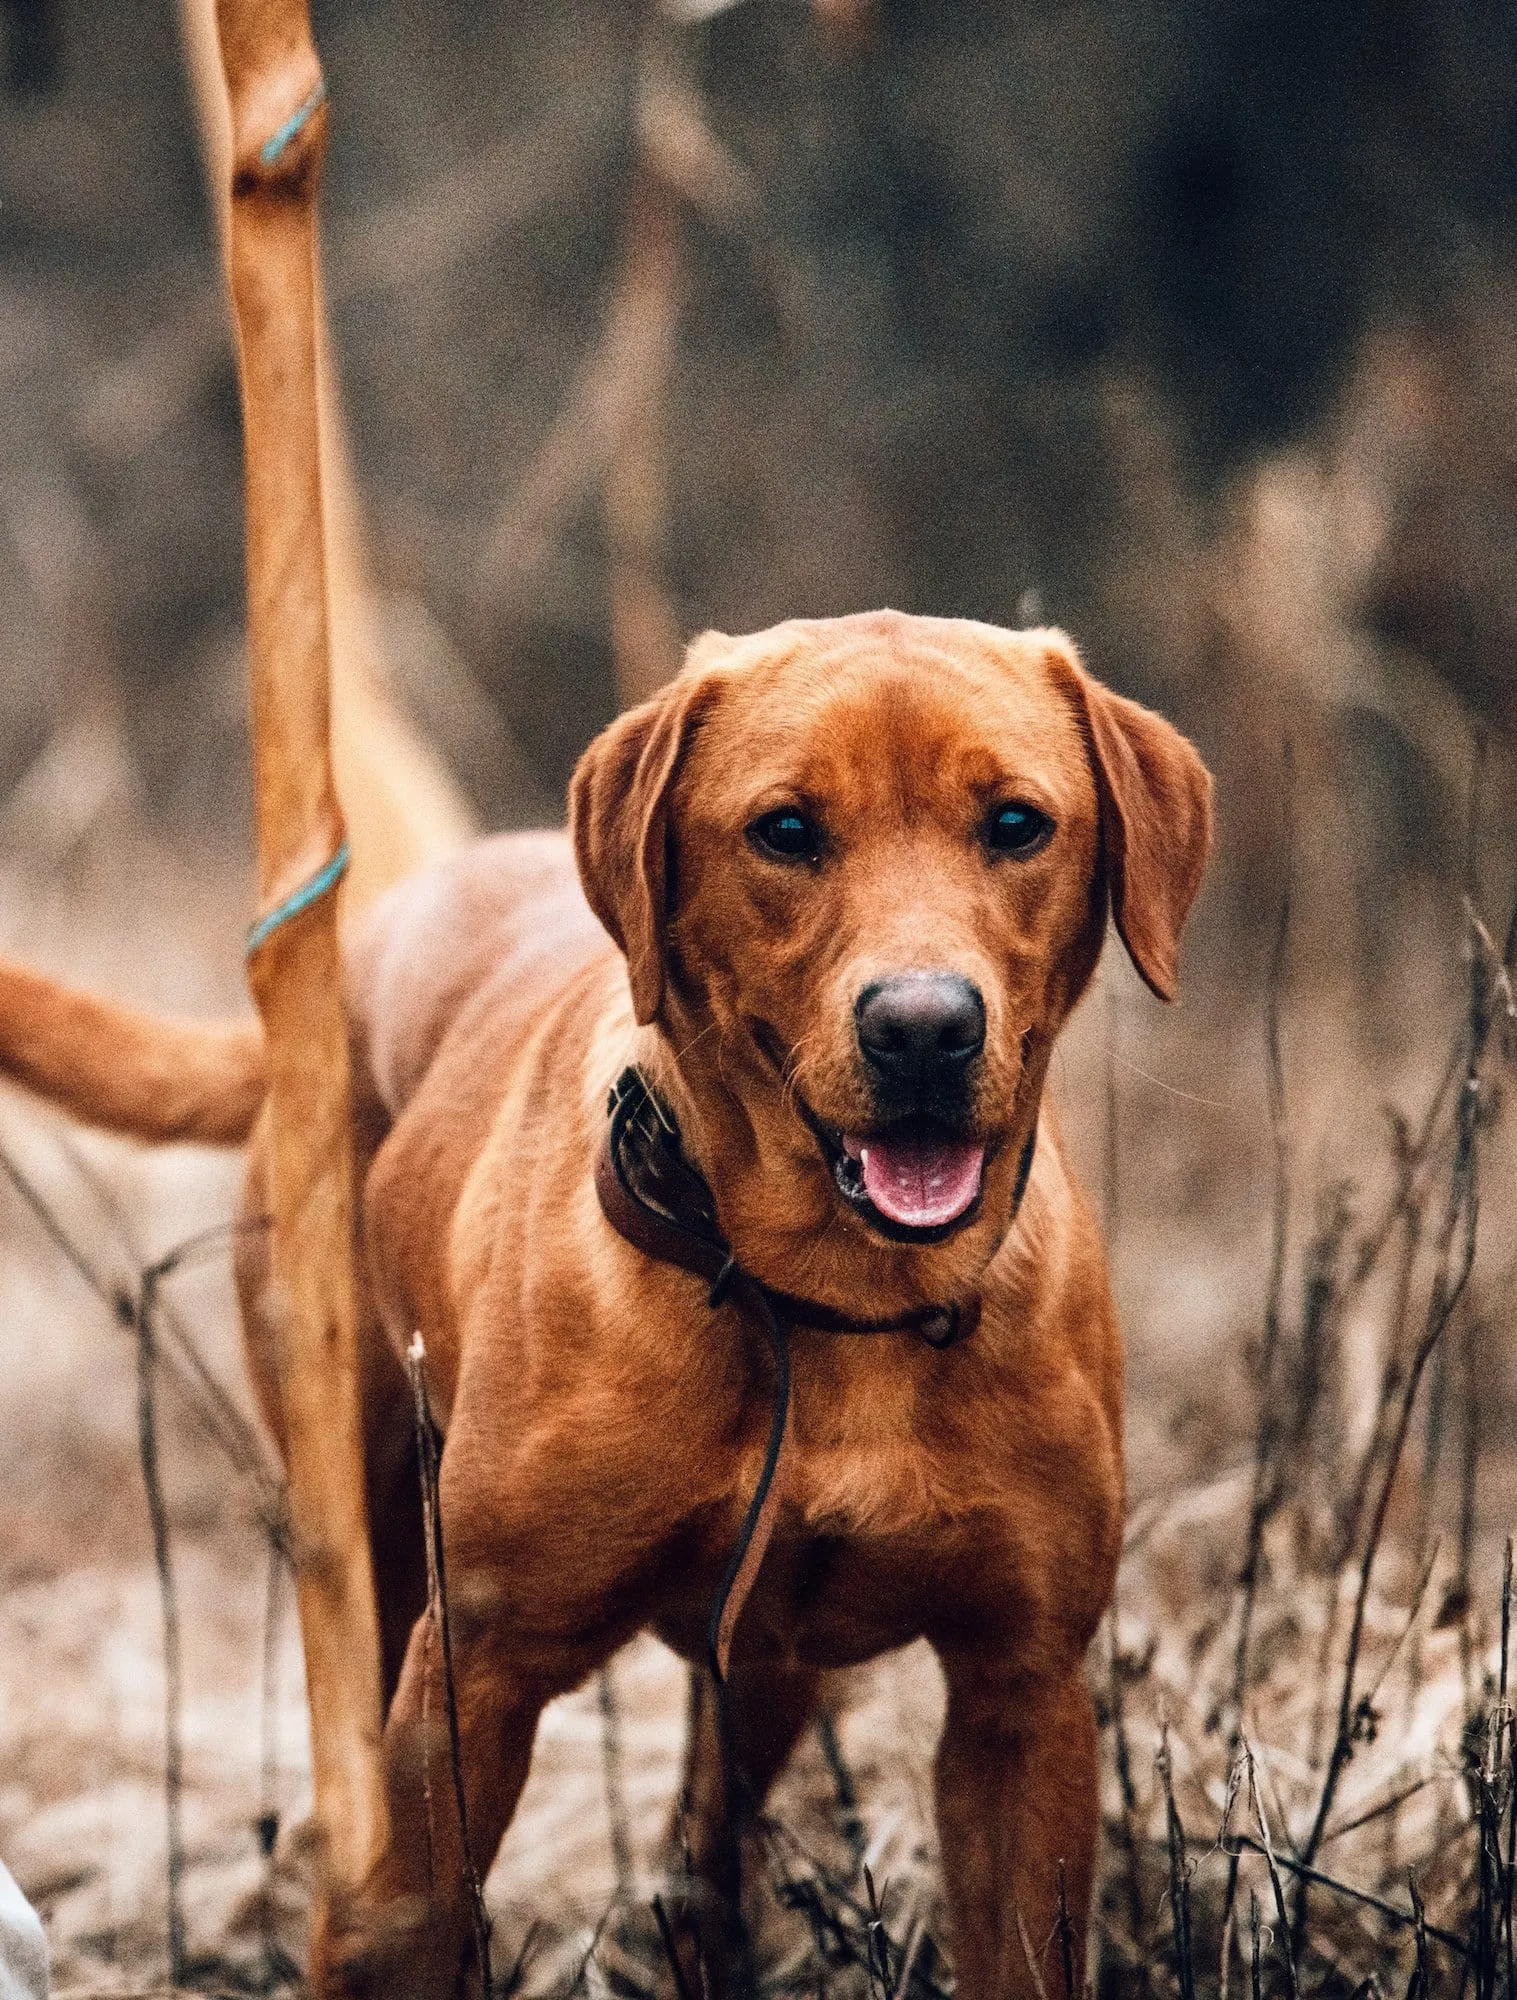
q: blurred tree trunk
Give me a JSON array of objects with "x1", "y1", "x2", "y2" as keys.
[{"x1": 604, "y1": 159, "x2": 684, "y2": 709}]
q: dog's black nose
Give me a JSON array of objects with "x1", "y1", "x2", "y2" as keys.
[{"x1": 855, "y1": 973, "x2": 986, "y2": 1086}]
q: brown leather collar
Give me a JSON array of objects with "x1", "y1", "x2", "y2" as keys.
[{"x1": 593, "y1": 1065, "x2": 1034, "y2": 1678}]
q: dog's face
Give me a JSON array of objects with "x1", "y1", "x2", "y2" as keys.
[{"x1": 573, "y1": 612, "x2": 1211, "y2": 1296}]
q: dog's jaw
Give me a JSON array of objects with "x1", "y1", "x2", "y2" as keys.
[
  {"x1": 740, "y1": 1001, "x2": 1014, "y2": 1247},
  {"x1": 798, "y1": 1098, "x2": 991, "y2": 1245}
]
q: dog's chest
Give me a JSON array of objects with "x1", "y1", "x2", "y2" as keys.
[
  {"x1": 673, "y1": 1362, "x2": 1013, "y2": 1662},
  {"x1": 778, "y1": 1347, "x2": 959, "y2": 1537},
  {"x1": 653, "y1": 1332, "x2": 1119, "y2": 1669},
  {"x1": 674, "y1": 1478, "x2": 1014, "y2": 1671}
]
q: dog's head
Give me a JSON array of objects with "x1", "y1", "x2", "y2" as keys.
[{"x1": 571, "y1": 612, "x2": 1211, "y2": 1302}]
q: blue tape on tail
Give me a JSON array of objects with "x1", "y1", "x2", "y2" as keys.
[
  {"x1": 260, "y1": 80, "x2": 328, "y2": 168},
  {"x1": 246, "y1": 840, "x2": 350, "y2": 955}
]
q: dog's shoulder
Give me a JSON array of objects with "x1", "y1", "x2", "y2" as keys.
[{"x1": 980, "y1": 1111, "x2": 1123, "y2": 1425}]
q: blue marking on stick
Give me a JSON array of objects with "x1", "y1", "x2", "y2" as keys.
[
  {"x1": 246, "y1": 841, "x2": 350, "y2": 955},
  {"x1": 260, "y1": 80, "x2": 327, "y2": 168}
]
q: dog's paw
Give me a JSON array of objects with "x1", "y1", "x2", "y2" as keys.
[{"x1": 312, "y1": 1880, "x2": 463, "y2": 2000}]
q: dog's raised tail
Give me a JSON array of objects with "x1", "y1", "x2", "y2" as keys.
[{"x1": 0, "y1": 958, "x2": 267, "y2": 1146}]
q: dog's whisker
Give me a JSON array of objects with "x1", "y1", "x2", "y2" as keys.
[
  {"x1": 1111, "y1": 1053, "x2": 1229, "y2": 1111},
  {"x1": 780, "y1": 1029, "x2": 828, "y2": 1124},
  {"x1": 790, "y1": 1206, "x2": 842, "y2": 1283},
  {"x1": 670, "y1": 1020, "x2": 720, "y2": 1064},
  {"x1": 628, "y1": 1063, "x2": 679, "y2": 1134}
]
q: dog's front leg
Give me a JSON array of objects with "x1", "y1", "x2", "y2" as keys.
[
  {"x1": 668, "y1": 1656, "x2": 822, "y2": 1996},
  {"x1": 316, "y1": 1587, "x2": 563, "y2": 2000},
  {"x1": 932, "y1": 1654, "x2": 1099, "y2": 2000}
]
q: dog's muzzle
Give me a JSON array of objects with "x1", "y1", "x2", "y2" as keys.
[{"x1": 836, "y1": 971, "x2": 989, "y2": 1233}]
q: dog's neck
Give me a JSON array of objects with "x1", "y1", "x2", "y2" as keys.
[{"x1": 594, "y1": 1058, "x2": 1017, "y2": 1678}]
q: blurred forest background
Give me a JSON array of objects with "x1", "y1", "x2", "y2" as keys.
[
  {"x1": 3, "y1": 2, "x2": 1517, "y2": 1995},
  {"x1": 4, "y1": 0, "x2": 1517, "y2": 944}
]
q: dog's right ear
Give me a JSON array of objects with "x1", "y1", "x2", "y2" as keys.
[{"x1": 569, "y1": 646, "x2": 728, "y2": 1025}]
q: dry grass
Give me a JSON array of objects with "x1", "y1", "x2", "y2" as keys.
[{"x1": 1, "y1": 754, "x2": 1514, "y2": 2000}]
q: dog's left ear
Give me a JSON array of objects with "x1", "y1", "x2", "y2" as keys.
[
  {"x1": 1041, "y1": 632, "x2": 1214, "y2": 1002},
  {"x1": 569, "y1": 650, "x2": 726, "y2": 1024}
]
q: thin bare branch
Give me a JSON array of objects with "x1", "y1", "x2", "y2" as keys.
[
  {"x1": 1245, "y1": 1739, "x2": 1299, "y2": 2000},
  {"x1": 407, "y1": 1333, "x2": 492, "y2": 1990},
  {"x1": 1228, "y1": 739, "x2": 1295, "y2": 1739},
  {"x1": 1295, "y1": 899, "x2": 1497, "y2": 1928},
  {"x1": 135, "y1": 1267, "x2": 186, "y2": 1984},
  {"x1": 1158, "y1": 1722, "x2": 1196, "y2": 2000}
]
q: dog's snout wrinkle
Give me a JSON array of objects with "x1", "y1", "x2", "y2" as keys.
[{"x1": 855, "y1": 972, "x2": 986, "y2": 1091}]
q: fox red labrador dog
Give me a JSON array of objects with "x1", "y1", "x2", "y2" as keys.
[{"x1": 0, "y1": 611, "x2": 1210, "y2": 1997}]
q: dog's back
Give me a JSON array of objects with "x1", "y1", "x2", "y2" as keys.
[{"x1": 346, "y1": 831, "x2": 608, "y2": 1130}]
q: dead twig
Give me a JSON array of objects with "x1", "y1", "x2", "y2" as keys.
[
  {"x1": 135, "y1": 1261, "x2": 187, "y2": 1986},
  {"x1": 0, "y1": 1133, "x2": 285, "y2": 1529},
  {"x1": 817, "y1": 1708, "x2": 869, "y2": 1877},
  {"x1": 256, "y1": 1531, "x2": 288, "y2": 1982},
  {"x1": 1158, "y1": 1722, "x2": 1196, "y2": 2000},
  {"x1": 406, "y1": 1333, "x2": 491, "y2": 1991},
  {"x1": 1245, "y1": 1739, "x2": 1299, "y2": 2000},
  {"x1": 1411, "y1": 1873, "x2": 1433, "y2": 2000},
  {"x1": 1218, "y1": 1838, "x2": 1468, "y2": 1957},
  {"x1": 864, "y1": 1863, "x2": 891, "y2": 1999},
  {"x1": 49, "y1": 1128, "x2": 282, "y2": 1492},
  {"x1": 1107, "y1": 1610, "x2": 1148, "y2": 1977},
  {"x1": 0, "y1": 1150, "x2": 310, "y2": 1988},
  {"x1": 597, "y1": 1662, "x2": 635, "y2": 1903},
  {"x1": 1322, "y1": 1774, "x2": 1443, "y2": 1849},
  {"x1": 1015, "y1": 1904, "x2": 1052, "y2": 2000},
  {"x1": 1217, "y1": 752, "x2": 1295, "y2": 1975},
  {"x1": 1503, "y1": 1538, "x2": 1516, "y2": 2000},
  {"x1": 1294, "y1": 899, "x2": 1496, "y2": 1934},
  {"x1": 756, "y1": 1814, "x2": 949, "y2": 2000},
  {"x1": 1055, "y1": 1863, "x2": 1077, "y2": 2000},
  {"x1": 652, "y1": 1894, "x2": 699, "y2": 2000},
  {"x1": 1228, "y1": 738, "x2": 1295, "y2": 1743}
]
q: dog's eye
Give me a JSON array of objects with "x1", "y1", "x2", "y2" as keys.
[
  {"x1": 750, "y1": 809, "x2": 822, "y2": 863},
  {"x1": 988, "y1": 802, "x2": 1054, "y2": 857}
]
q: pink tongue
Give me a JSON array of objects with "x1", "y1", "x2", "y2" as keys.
[{"x1": 856, "y1": 1132, "x2": 986, "y2": 1229}]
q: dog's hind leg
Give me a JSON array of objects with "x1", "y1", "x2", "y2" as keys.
[{"x1": 667, "y1": 1656, "x2": 821, "y2": 1999}]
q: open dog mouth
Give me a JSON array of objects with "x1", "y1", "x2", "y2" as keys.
[{"x1": 801, "y1": 1103, "x2": 988, "y2": 1243}]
